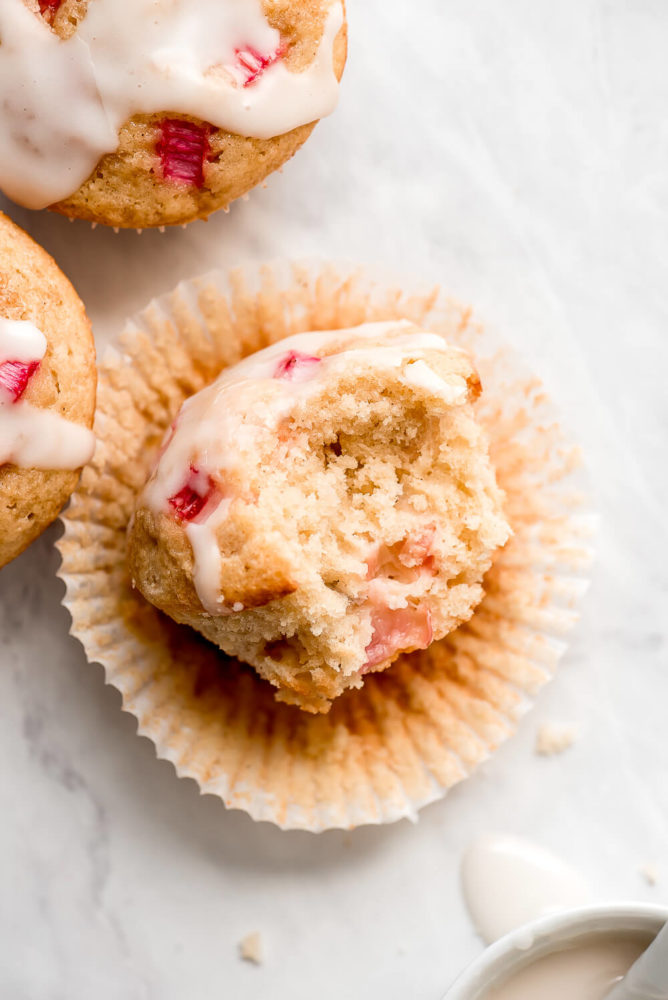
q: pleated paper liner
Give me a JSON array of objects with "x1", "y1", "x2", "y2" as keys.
[{"x1": 56, "y1": 262, "x2": 594, "y2": 832}]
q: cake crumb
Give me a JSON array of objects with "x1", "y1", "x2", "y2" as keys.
[
  {"x1": 239, "y1": 932, "x2": 263, "y2": 965},
  {"x1": 535, "y1": 723, "x2": 577, "y2": 756},
  {"x1": 639, "y1": 863, "x2": 659, "y2": 886}
]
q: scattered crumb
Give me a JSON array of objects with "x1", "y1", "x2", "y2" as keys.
[
  {"x1": 639, "y1": 863, "x2": 659, "y2": 886},
  {"x1": 535, "y1": 723, "x2": 578, "y2": 756},
  {"x1": 239, "y1": 932, "x2": 263, "y2": 965}
]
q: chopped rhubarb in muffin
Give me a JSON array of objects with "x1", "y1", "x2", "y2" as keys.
[
  {"x1": 274, "y1": 351, "x2": 321, "y2": 381},
  {"x1": 38, "y1": 0, "x2": 62, "y2": 23},
  {"x1": 156, "y1": 119, "x2": 212, "y2": 188},
  {"x1": 168, "y1": 464, "x2": 218, "y2": 521},
  {"x1": 0, "y1": 359, "x2": 40, "y2": 403},
  {"x1": 366, "y1": 528, "x2": 437, "y2": 584},
  {"x1": 364, "y1": 604, "x2": 433, "y2": 671},
  {"x1": 233, "y1": 45, "x2": 286, "y2": 87}
]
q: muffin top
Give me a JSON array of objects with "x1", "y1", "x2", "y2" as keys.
[
  {"x1": 128, "y1": 321, "x2": 510, "y2": 712},
  {"x1": 0, "y1": 0, "x2": 346, "y2": 227},
  {"x1": 0, "y1": 212, "x2": 96, "y2": 568}
]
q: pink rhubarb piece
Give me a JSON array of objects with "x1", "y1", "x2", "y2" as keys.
[
  {"x1": 364, "y1": 605, "x2": 434, "y2": 671},
  {"x1": 366, "y1": 528, "x2": 437, "y2": 581},
  {"x1": 274, "y1": 350, "x2": 321, "y2": 382},
  {"x1": 168, "y1": 465, "x2": 217, "y2": 521},
  {"x1": 156, "y1": 119, "x2": 212, "y2": 188},
  {"x1": 38, "y1": 0, "x2": 62, "y2": 21},
  {"x1": 0, "y1": 360, "x2": 40, "y2": 403},
  {"x1": 234, "y1": 45, "x2": 285, "y2": 87},
  {"x1": 397, "y1": 527, "x2": 436, "y2": 569}
]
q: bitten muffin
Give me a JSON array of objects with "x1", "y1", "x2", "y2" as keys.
[
  {"x1": 0, "y1": 0, "x2": 346, "y2": 228},
  {"x1": 128, "y1": 321, "x2": 510, "y2": 713},
  {"x1": 0, "y1": 212, "x2": 96, "y2": 568}
]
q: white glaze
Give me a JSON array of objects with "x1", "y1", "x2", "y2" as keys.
[
  {"x1": 485, "y1": 937, "x2": 648, "y2": 1000},
  {"x1": 0, "y1": 319, "x2": 47, "y2": 365},
  {"x1": 462, "y1": 834, "x2": 592, "y2": 945},
  {"x1": 403, "y1": 358, "x2": 465, "y2": 399},
  {"x1": 139, "y1": 320, "x2": 469, "y2": 615},
  {"x1": 185, "y1": 503, "x2": 232, "y2": 616},
  {"x1": 0, "y1": 318, "x2": 95, "y2": 470},
  {"x1": 0, "y1": 404, "x2": 95, "y2": 470},
  {"x1": 0, "y1": 0, "x2": 343, "y2": 209}
]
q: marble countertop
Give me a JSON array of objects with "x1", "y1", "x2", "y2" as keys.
[{"x1": 1, "y1": 1, "x2": 667, "y2": 997}]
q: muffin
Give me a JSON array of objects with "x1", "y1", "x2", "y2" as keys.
[
  {"x1": 57, "y1": 263, "x2": 592, "y2": 830},
  {"x1": 0, "y1": 211, "x2": 96, "y2": 568},
  {"x1": 0, "y1": 0, "x2": 347, "y2": 228},
  {"x1": 128, "y1": 322, "x2": 511, "y2": 712}
]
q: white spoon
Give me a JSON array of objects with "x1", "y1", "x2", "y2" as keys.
[{"x1": 605, "y1": 921, "x2": 668, "y2": 999}]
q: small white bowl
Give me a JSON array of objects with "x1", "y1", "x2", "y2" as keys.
[{"x1": 444, "y1": 902, "x2": 668, "y2": 1000}]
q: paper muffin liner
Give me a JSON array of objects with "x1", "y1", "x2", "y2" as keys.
[{"x1": 56, "y1": 261, "x2": 595, "y2": 831}]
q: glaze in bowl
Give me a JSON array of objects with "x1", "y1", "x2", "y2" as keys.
[{"x1": 444, "y1": 903, "x2": 668, "y2": 1000}]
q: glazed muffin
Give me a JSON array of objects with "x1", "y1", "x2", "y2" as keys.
[
  {"x1": 128, "y1": 321, "x2": 510, "y2": 713},
  {"x1": 0, "y1": 0, "x2": 347, "y2": 229},
  {"x1": 58, "y1": 264, "x2": 592, "y2": 829},
  {"x1": 0, "y1": 212, "x2": 96, "y2": 568}
]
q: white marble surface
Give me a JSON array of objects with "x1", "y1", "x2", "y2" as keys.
[{"x1": 1, "y1": 1, "x2": 667, "y2": 997}]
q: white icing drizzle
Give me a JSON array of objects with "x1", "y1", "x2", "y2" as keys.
[
  {"x1": 461, "y1": 833, "x2": 592, "y2": 946},
  {"x1": 0, "y1": 318, "x2": 95, "y2": 470},
  {"x1": 139, "y1": 320, "x2": 470, "y2": 615},
  {"x1": 404, "y1": 357, "x2": 466, "y2": 399},
  {"x1": 0, "y1": 319, "x2": 47, "y2": 364},
  {"x1": 185, "y1": 503, "x2": 232, "y2": 616},
  {"x1": 0, "y1": 404, "x2": 96, "y2": 469},
  {"x1": 0, "y1": 0, "x2": 344, "y2": 209}
]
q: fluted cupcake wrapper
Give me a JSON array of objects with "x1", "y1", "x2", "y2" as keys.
[{"x1": 56, "y1": 261, "x2": 595, "y2": 831}]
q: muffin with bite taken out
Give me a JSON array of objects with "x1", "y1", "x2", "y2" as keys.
[
  {"x1": 57, "y1": 263, "x2": 592, "y2": 830},
  {"x1": 127, "y1": 321, "x2": 510, "y2": 713}
]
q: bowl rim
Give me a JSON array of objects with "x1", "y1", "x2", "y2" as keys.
[{"x1": 443, "y1": 901, "x2": 668, "y2": 1000}]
